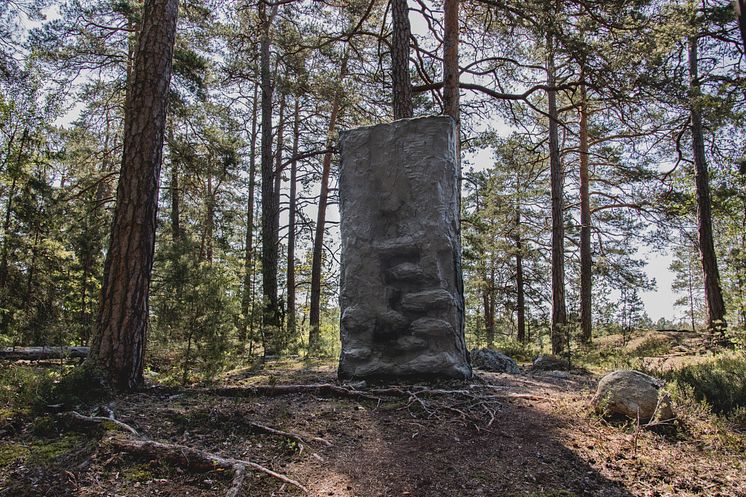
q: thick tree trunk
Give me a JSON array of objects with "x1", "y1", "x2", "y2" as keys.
[
  {"x1": 578, "y1": 78, "x2": 592, "y2": 344},
  {"x1": 260, "y1": 2, "x2": 281, "y2": 355},
  {"x1": 547, "y1": 35, "x2": 567, "y2": 355},
  {"x1": 240, "y1": 84, "x2": 259, "y2": 351},
  {"x1": 689, "y1": 36, "x2": 727, "y2": 336},
  {"x1": 442, "y1": 0, "x2": 459, "y2": 124},
  {"x1": 309, "y1": 52, "x2": 348, "y2": 354},
  {"x1": 87, "y1": 0, "x2": 179, "y2": 392},
  {"x1": 391, "y1": 0, "x2": 413, "y2": 119},
  {"x1": 286, "y1": 98, "x2": 300, "y2": 341}
]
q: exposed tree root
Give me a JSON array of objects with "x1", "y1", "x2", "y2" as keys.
[
  {"x1": 59, "y1": 411, "x2": 308, "y2": 494},
  {"x1": 59, "y1": 411, "x2": 140, "y2": 436},
  {"x1": 108, "y1": 436, "x2": 308, "y2": 494}
]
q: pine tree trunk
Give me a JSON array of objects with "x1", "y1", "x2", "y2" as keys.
[
  {"x1": 271, "y1": 91, "x2": 286, "y2": 350},
  {"x1": 442, "y1": 0, "x2": 459, "y2": 124},
  {"x1": 309, "y1": 52, "x2": 348, "y2": 354},
  {"x1": 547, "y1": 35, "x2": 567, "y2": 355},
  {"x1": 515, "y1": 206, "x2": 526, "y2": 343},
  {"x1": 391, "y1": 0, "x2": 413, "y2": 119},
  {"x1": 88, "y1": 0, "x2": 179, "y2": 392},
  {"x1": 260, "y1": 2, "x2": 281, "y2": 355},
  {"x1": 483, "y1": 268, "x2": 494, "y2": 348},
  {"x1": 286, "y1": 98, "x2": 300, "y2": 341},
  {"x1": 578, "y1": 77, "x2": 592, "y2": 344},
  {"x1": 737, "y1": 0, "x2": 746, "y2": 55},
  {"x1": 689, "y1": 36, "x2": 727, "y2": 336},
  {"x1": 240, "y1": 84, "x2": 259, "y2": 352}
]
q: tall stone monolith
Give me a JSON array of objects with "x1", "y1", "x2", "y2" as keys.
[{"x1": 338, "y1": 116, "x2": 472, "y2": 379}]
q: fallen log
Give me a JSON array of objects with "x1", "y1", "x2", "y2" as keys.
[{"x1": 0, "y1": 346, "x2": 89, "y2": 361}]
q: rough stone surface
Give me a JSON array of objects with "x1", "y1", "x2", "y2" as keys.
[
  {"x1": 470, "y1": 349, "x2": 519, "y2": 374},
  {"x1": 337, "y1": 116, "x2": 471, "y2": 380},
  {"x1": 532, "y1": 355, "x2": 570, "y2": 371},
  {"x1": 591, "y1": 370, "x2": 674, "y2": 422}
]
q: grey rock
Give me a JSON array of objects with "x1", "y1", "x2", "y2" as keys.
[
  {"x1": 410, "y1": 318, "x2": 454, "y2": 337},
  {"x1": 400, "y1": 289, "x2": 454, "y2": 312},
  {"x1": 387, "y1": 262, "x2": 425, "y2": 281},
  {"x1": 591, "y1": 370, "x2": 674, "y2": 422},
  {"x1": 532, "y1": 354, "x2": 570, "y2": 371},
  {"x1": 374, "y1": 310, "x2": 410, "y2": 338},
  {"x1": 338, "y1": 116, "x2": 471, "y2": 380},
  {"x1": 470, "y1": 348, "x2": 519, "y2": 374}
]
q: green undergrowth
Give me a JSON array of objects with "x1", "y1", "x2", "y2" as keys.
[
  {"x1": 0, "y1": 363, "x2": 111, "y2": 416},
  {"x1": 0, "y1": 433, "x2": 91, "y2": 468},
  {"x1": 657, "y1": 352, "x2": 746, "y2": 415}
]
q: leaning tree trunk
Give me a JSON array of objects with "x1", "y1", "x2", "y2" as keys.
[
  {"x1": 259, "y1": 2, "x2": 282, "y2": 355},
  {"x1": 689, "y1": 36, "x2": 727, "y2": 336},
  {"x1": 308, "y1": 52, "x2": 348, "y2": 354},
  {"x1": 87, "y1": 0, "x2": 179, "y2": 392},
  {"x1": 391, "y1": 0, "x2": 413, "y2": 119},
  {"x1": 578, "y1": 77, "x2": 592, "y2": 344},
  {"x1": 286, "y1": 98, "x2": 300, "y2": 341},
  {"x1": 547, "y1": 34, "x2": 567, "y2": 355}
]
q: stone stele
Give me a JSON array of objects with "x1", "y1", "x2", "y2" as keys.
[{"x1": 337, "y1": 116, "x2": 472, "y2": 380}]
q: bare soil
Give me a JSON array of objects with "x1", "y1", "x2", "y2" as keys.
[{"x1": 1, "y1": 360, "x2": 744, "y2": 497}]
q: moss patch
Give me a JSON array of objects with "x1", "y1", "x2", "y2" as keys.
[{"x1": 0, "y1": 442, "x2": 30, "y2": 466}]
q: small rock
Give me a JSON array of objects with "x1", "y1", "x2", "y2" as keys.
[
  {"x1": 532, "y1": 354, "x2": 570, "y2": 371},
  {"x1": 470, "y1": 348, "x2": 519, "y2": 373},
  {"x1": 592, "y1": 369, "x2": 674, "y2": 422}
]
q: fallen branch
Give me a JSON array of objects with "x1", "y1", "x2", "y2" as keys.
[
  {"x1": 248, "y1": 421, "x2": 332, "y2": 447},
  {"x1": 108, "y1": 436, "x2": 308, "y2": 494},
  {"x1": 59, "y1": 411, "x2": 140, "y2": 437},
  {"x1": 0, "y1": 346, "x2": 89, "y2": 361}
]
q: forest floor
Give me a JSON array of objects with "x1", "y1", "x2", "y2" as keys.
[{"x1": 1, "y1": 335, "x2": 745, "y2": 497}]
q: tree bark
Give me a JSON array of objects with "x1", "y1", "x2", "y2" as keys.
[
  {"x1": 286, "y1": 98, "x2": 300, "y2": 341},
  {"x1": 689, "y1": 36, "x2": 727, "y2": 336},
  {"x1": 240, "y1": 84, "x2": 259, "y2": 352},
  {"x1": 515, "y1": 206, "x2": 526, "y2": 343},
  {"x1": 442, "y1": 0, "x2": 459, "y2": 125},
  {"x1": 308, "y1": 51, "x2": 348, "y2": 354},
  {"x1": 547, "y1": 34, "x2": 567, "y2": 355},
  {"x1": 391, "y1": 0, "x2": 413, "y2": 119},
  {"x1": 87, "y1": 0, "x2": 179, "y2": 391},
  {"x1": 260, "y1": 2, "x2": 281, "y2": 355},
  {"x1": 482, "y1": 266, "x2": 495, "y2": 347},
  {"x1": 578, "y1": 77, "x2": 592, "y2": 344},
  {"x1": 736, "y1": 0, "x2": 746, "y2": 57}
]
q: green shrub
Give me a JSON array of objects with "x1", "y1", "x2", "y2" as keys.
[
  {"x1": 493, "y1": 339, "x2": 539, "y2": 363},
  {"x1": 662, "y1": 352, "x2": 746, "y2": 414}
]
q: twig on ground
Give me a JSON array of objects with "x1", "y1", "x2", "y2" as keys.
[{"x1": 59, "y1": 411, "x2": 140, "y2": 437}]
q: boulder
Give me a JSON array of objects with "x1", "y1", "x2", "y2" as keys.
[
  {"x1": 592, "y1": 370, "x2": 674, "y2": 422},
  {"x1": 470, "y1": 348, "x2": 519, "y2": 374},
  {"x1": 532, "y1": 354, "x2": 570, "y2": 371}
]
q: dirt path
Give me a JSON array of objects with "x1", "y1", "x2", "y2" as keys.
[{"x1": 1, "y1": 365, "x2": 744, "y2": 497}]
